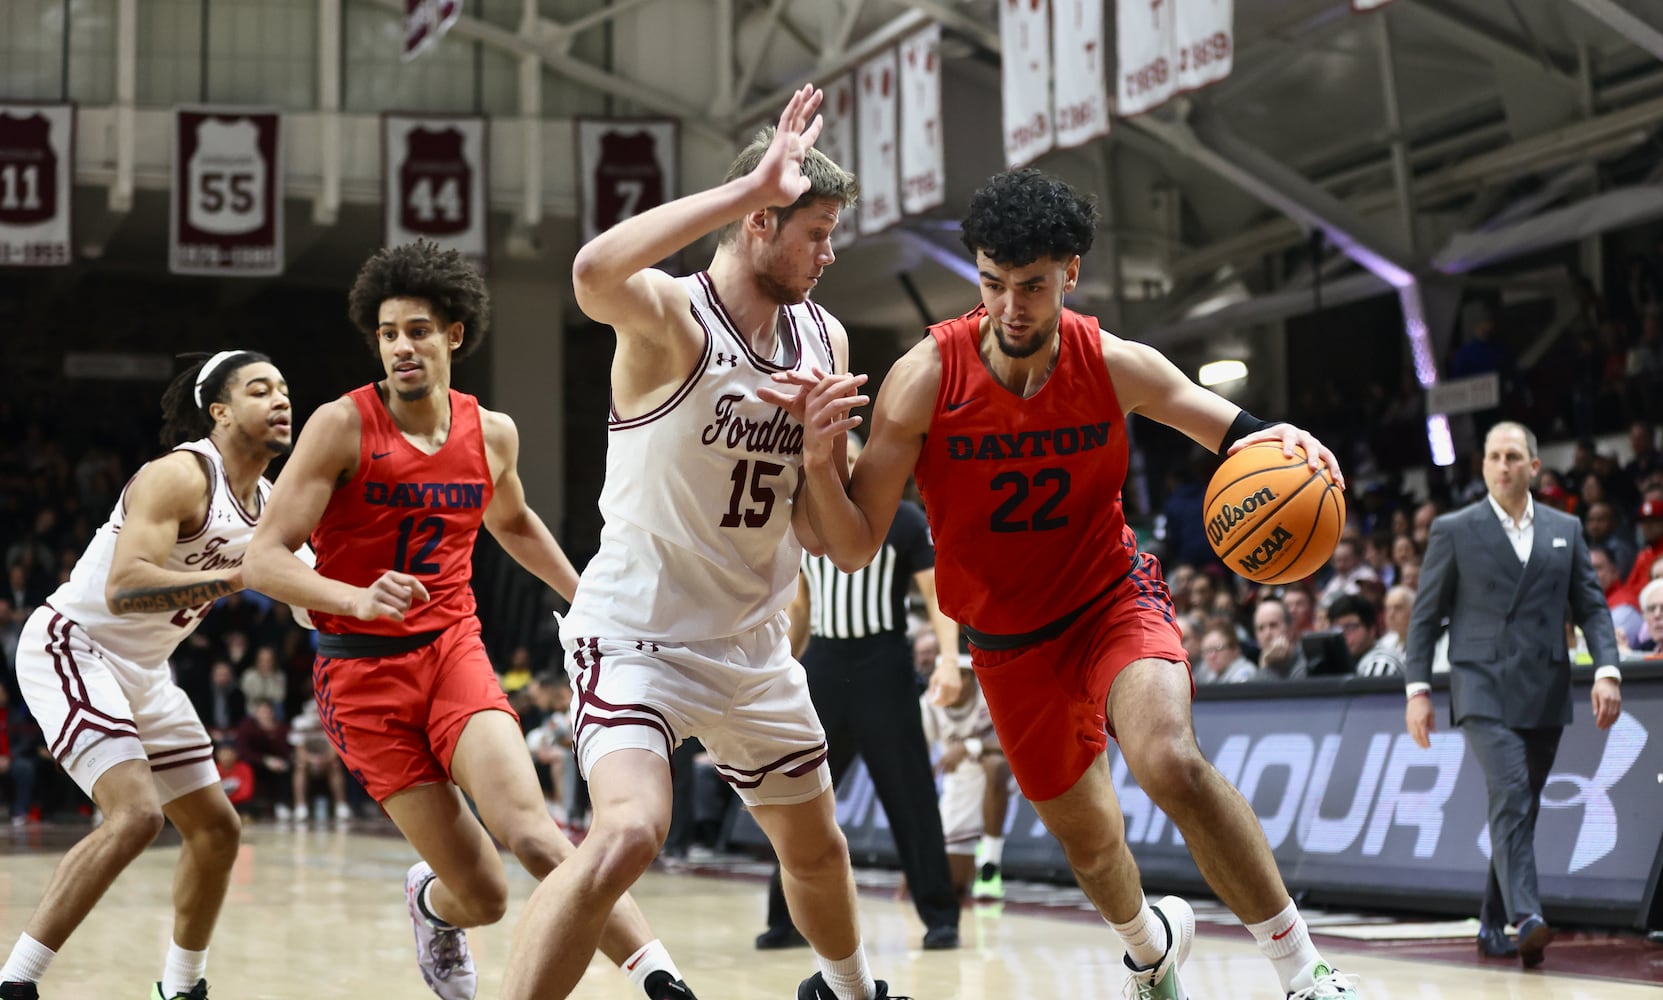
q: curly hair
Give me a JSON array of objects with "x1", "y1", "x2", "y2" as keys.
[
  {"x1": 960, "y1": 168, "x2": 1100, "y2": 268},
  {"x1": 158, "y1": 350, "x2": 272, "y2": 446},
  {"x1": 347, "y1": 240, "x2": 490, "y2": 362}
]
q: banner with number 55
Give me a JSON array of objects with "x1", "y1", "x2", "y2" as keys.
[
  {"x1": 171, "y1": 108, "x2": 282, "y2": 276},
  {"x1": 576, "y1": 118, "x2": 677, "y2": 247},
  {"x1": 384, "y1": 113, "x2": 488, "y2": 263}
]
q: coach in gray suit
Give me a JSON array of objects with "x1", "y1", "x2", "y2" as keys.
[{"x1": 1404, "y1": 421, "x2": 1623, "y2": 968}]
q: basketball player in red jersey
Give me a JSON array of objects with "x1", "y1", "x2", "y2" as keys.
[
  {"x1": 766, "y1": 169, "x2": 1362, "y2": 1000},
  {"x1": 242, "y1": 241, "x2": 696, "y2": 1000}
]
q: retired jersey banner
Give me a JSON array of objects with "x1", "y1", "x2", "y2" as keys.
[
  {"x1": 1176, "y1": 0, "x2": 1233, "y2": 96},
  {"x1": 1119, "y1": 0, "x2": 1232, "y2": 117},
  {"x1": 384, "y1": 114, "x2": 487, "y2": 261},
  {"x1": 0, "y1": 102, "x2": 73, "y2": 268},
  {"x1": 1000, "y1": 0, "x2": 1053, "y2": 167},
  {"x1": 1052, "y1": 0, "x2": 1108, "y2": 149},
  {"x1": 170, "y1": 108, "x2": 282, "y2": 276},
  {"x1": 898, "y1": 26, "x2": 945, "y2": 216},
  {"x1": 577, "y1": 118, "x2": 677, "y2": 246},
  {"x1": 856, "y1": 48, "x2": 901, "y2": 236},
  {"x1": 404, "y1": 0, "x2": 462, "y2": 61},
  {"x1": 817, "y1": 75, "x2": 859, "y2": 249}
]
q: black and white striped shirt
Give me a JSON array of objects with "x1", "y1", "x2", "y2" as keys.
[{"x1": 803, "y1": 500, "x2": 935, "y2": 640}]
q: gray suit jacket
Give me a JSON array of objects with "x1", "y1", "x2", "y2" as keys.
[{"x1": 1404, "y1": 499, "x2": 1618, "y2": 728}]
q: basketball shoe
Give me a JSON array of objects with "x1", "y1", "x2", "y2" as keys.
[
  {"x1": 796, "y1": 972, "x2": 910, "y2": 999},
  {"x1": 1285, "y1": 960, "x2": 1359, "y2": 999},
  {"x1": 1121, "y1": 895, "x2": 1193, "y2": 1000},
  {"x1": 0, "y1": 982, "x2": 37, "y2": 1000},
  {"x1": 643, "y1": 970, "x2": 698, "y2": 999},
  {"x1": 405, "y1": 861, "x2": 477, "y2": 1000},
  {"x1": 148, "y1": 979, "x2": 208, "y2": 999},
  {"x1": 970, "y1": 842, "x2": 1003, "y2": 902}
]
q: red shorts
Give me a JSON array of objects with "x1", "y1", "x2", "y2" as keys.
[
  {"x1": 970, "y1": 554, "x2": 1190, "y2": 802},
  {"x1": 312, "y1": 617, "x2": 516, "y2": 801}
]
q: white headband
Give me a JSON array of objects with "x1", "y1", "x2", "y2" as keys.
[{"x1": 193, "y1": 350, "x2": 245, "y2": 408}]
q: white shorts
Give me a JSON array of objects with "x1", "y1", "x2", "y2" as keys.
[
  {"x1": 940, "y1": 764, "x2": 986, "y2": 855},
  {"x1": 562, "y1": 615, "x2": 830, "y2": 807},
  {"x1": 16, "y1": 607, "x2": 218, "y2": 805}
]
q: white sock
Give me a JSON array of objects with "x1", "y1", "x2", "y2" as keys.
[
  {"x1": 815, "y1": 942, "x2": 876, "y2": 1000},
  {"x1": 161, "y1": 943, "x2": 208, "y2": 997},
  {"x1": 620, "y1": 939, "x2": 680, "y2": 993},
  {"x1": 1110, "y1": 897, "x2": 1169, "y2": 969},
  {"x1": 1246, "y1": 899, "x2": 1322, "y2": 989},
  {"x1": 979, "y1": 835, "x2": 1005, "y2": 869},
  {"x1": 418, "y1": 877, "x2": 456, "y2": 929},
  {"x1": 0, "y1": 933, "x2": 55, "y2": 984}
]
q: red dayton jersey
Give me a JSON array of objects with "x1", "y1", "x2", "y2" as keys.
[
  {"x1": 309, "y1": 385, "x2": 494, "y2": 637},
  {"x1": 914, "y1": 304, "x2": 1137, "y2": 637}
]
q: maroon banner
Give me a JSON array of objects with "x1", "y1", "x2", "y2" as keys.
[
  {"x1": 383, "y1": 113, "x2": 488, "y2": 261},
  {"x1": 576, "y1": 118, "x2": 677, "y2": 245},
  {"x1": 171, "y1": 108, "x2": 282, "y2": 276},
  {"x1": 0, "y1": 101, "x2": 74, "y2": 268},
  {"x1": 405, "y1": 0, "x2": 462, "y2": 61}
]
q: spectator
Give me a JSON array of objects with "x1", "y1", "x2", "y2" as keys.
[
  {"x1": 921, "y1": 663, "x2": 1010, "y2": 902},
  {"x1": 234, "y1": 699, "x2": 291, "y2": 819},
  {"x1": 1, "y1": 686, "x2": 43, "y2": 825},
  {"x1": 1622, "y1": 499, "x2": 1663, "y2": 598},
  {"x1": 1161, "y1": 461, "x2": 1215, "y2": 571},
  {"x1": 198, "y1": 661, "x2": 247, "y2": 741},
  {"x1": 1252, "y1": 599, "x2": 1307, "y2": 680},
  {"x1": 215, "y1": 743, "x2": 256, "y2": 821},
  {"x1": 1379, "y1": 585, "x2": 1416, "y2": 652},
  {"x1": 1636, "y1": 579, "x2": 1663, "y2": 657},
  {"x1": 1412, "y1": 500, "x2": 1441, "y2": 549},
  {"x1": 1283, "y1": 585, "x2": 1316, "y2": 638},
  {"x1": 1590, "y1": 546, "x2": 1643, "y2": 648},
  {"x1": 501, "y1": 645, "x2": 535, "y2": 694},
  {"x1": 239, "y1": 646, "x2": 286, "y2": 721},
  {"x1": 523, "y1": 671, "x2": 574, "y2": 826},
  {"x1": 1197, "y1": 627, "x2": 1265, "y2": 684},
  {"x1": 1626, "y1": 421, "x2": 1663, "y2": 484},
  {"x1": 1328, "y1": 594, "x2": 1405, "y2": 678},
  {"x1": 288, "y1": 700, "x2": 351, "y2": 825},
  {"x1": 1583, "y1": 501, "x2": 1636, "y2": 578}
]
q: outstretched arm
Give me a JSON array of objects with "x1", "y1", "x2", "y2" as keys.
[
  {"x1": 244, "y1": 399, "x2": 428, "y2": 622},
  {"x1": 481, "y1": 409, "x2": 580, "y2": 603},
  {"x1": 105, "y1": 452, "x2": 239, "y2": 614},
  {"x1": 1105, "y1": 336, "x2": 1345, "y2": 488}
]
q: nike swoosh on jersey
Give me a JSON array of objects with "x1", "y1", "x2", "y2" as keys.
[
  {"x1": 371, "y1": 450, "x2": 393, "y2": 459},
  {"x1": 946, "y1": 398, "x2": 978, "y2": 411}
]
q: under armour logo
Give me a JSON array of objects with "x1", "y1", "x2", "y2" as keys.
[
  {"x1": 714, "y1": 353, "x2": 738, "y2": 367},
  {"x1": 1476, "y1": 712, "x2": 1646, "y2": 872},
  {"x1": 634, "y1": 640, "x2": 661, "y2": 652}
]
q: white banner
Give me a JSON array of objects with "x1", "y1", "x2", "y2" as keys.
[
  {"x1": 170, "y1": 108, "x2": 282, "y2": 276},
  {"x1": 404, "y1": 0, "x2": 462, "y2": 61},
  {"x1": 856, "y1": 48, "x2": 901, "y2": 236},
  {"x1": 1118, "y1": 0, "x2": 1233, "y2": 117},
  {"x1": 1051, "y1": 0, "x2": 1108, "y2": 149},
  {"x1": 899, "y1": 26, "x2": 945, "y2": 216},
  {"x1": 0, "y1": 102, "x2": 73, "y2": 268},
  {"x1": 1000, "y1": 0, "x2": 1053, "y2": 167},
  {"x1": 1175, "y1": 0, "x2": 1233, "y2": 95},
  {"x1": 576, "y1": 118, "x2": 677, "y2": 246},
  {"x1": 384, "y1": 114, "x2": 488, "y2": 261},
  {"x1": 817, "y1": 75, "x2": 859, "y2": 249}
]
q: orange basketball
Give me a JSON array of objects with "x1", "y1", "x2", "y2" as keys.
[{"x1": 1203, "y1": 442, "x2": 1345, "y2": 585}]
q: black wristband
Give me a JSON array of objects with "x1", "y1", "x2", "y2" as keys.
[{"x1": 1219, "y1": 409, "x2": 1278, "y2": 457}]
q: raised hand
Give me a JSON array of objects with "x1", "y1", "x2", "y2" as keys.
[{"x1": 751, "y1": 84, "x2": 826, "y2": 209}]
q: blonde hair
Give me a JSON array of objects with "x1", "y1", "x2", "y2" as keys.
[{"x1": 718, "y1": 127, "x2": 859, "y2": 245}]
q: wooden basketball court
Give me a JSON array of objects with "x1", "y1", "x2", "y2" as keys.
[{"x1": 0, "y1": 825, "x2": 1653, "y2": 999}]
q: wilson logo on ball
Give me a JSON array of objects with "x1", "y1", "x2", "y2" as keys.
[
  {"x1": 1238, "y1": 524, "x2": 1295, "y2": 575},
  {"x1": 1206, "y1": 487, "x2": 1277, "y2": 546}
]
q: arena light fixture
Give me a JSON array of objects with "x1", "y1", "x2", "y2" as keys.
[{"x1": 1199, "y1": 359, "x2": 1248, "y2": 386}]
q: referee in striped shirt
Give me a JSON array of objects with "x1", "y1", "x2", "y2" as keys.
[{"x1": 757, "y1": 435, "x2": 962, "y2": 951}]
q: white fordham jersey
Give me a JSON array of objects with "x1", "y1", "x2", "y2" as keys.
[
  {"x1": 45, "y1": 438, "x2": 269, "y2": 667},
  {"x1": 565, "y1": 271, "x2": 839, "y2": 642}
]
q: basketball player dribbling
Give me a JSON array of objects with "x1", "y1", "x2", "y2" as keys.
[
  {"x1": 765, "y1": 168, "x2": 1364, "y2": 1000},
  {"x1": 241, "y1": 242, "x2": 696, "y2": 1000},
  {"x1": 500, "y1": 87, "x2": 907, "y2": 1000},
  {"x1": 1, "y1": 352, "x2": 292, "y2": 1000}
]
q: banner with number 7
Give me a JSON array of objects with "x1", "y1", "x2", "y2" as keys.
[
  {"x1": 383, "y1": 113, "x2": 489, "y2": 265},
  {"x1": 576, "y1": 118, "x2": 678, "y2": 248}
]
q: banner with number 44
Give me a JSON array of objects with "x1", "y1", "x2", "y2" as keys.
[{"x1": 383, "y1": 113, "x2": 489, "y2": 264}]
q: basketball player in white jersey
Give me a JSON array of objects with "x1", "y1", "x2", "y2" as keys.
[
  {"x1": 0, "y1": 352, "x2": 293, "y2": 1000},
  {"x1": 501, "y1": 87, "x2": 904, "y2": 1000},
  {"x1": 919, "y1": 661, "x2": 1010, "y2": 901}
]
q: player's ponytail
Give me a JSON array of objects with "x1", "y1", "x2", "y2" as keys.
[{"x1": 159, "y1": 350, "x2": 271, "y2": 445}]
